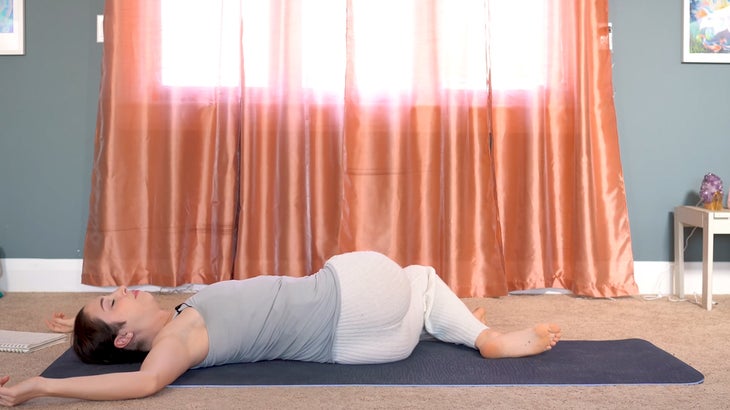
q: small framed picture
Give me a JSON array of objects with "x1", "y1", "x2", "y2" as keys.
[
  {"x1": 682, "y1": 0, "x2": 730, "y2": 63},
  {"x1": 0, "y1": 0, "x2": 24, "y2": 55}
]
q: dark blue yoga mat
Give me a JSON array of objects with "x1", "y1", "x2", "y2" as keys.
[{"x1": 41, "y1": 339, "x2": 703, "y2": 386}]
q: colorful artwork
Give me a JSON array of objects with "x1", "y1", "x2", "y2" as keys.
[
  {"x1": 0, "y1": 0, "x2": 14, "y2": 34},
  {"x1": 688, "y1": 0, "x2": 730, "y2": 54}
]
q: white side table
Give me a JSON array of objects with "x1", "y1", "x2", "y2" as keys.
[{"x1": 673, "y1": 205, "x2": 730, "y2": 310}]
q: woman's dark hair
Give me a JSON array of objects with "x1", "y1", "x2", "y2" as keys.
[{"x1": 72, "y1": 307, "x2": 149, "y2": 364}]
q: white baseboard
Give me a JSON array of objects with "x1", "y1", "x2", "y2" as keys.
[
  {"x1": 632, "y1": 261, "x2": 730, "y2": 297},
  {"x1": 0, "y1": 259, "x2": 203, "y2": 293},
  {"x1": 1, "y1": 258, "x2": 729, "y2": 295}
]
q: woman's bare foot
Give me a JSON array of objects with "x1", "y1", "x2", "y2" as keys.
[{"x1": 475, "y1": 323, "x2": 561, "y2": 359}]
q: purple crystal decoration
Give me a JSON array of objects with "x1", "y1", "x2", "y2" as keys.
[{"x1": 700, "y1": 173, "x2": 723, "y2": 204}]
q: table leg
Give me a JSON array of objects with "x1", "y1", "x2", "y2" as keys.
[
  {"x1": 702, "y1": 224, "x2": 714, "y2": 311},
  {"x1": 674, "y1": 216, "x2": 685, "y2": 298}
]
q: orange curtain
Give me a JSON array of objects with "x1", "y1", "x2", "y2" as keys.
[
  {"x1": 82, "y1": 0, "x2": 637, "y2": 298},
  {"x1": 492, "y1": 2, "x2": 637, "y2": 296},
  {"x1": 83, "y1": 1, "x2": 241, "y2": 286}
]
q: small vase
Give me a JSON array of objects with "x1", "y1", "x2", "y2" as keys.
[{"x1": 704, "y1": 191, "x2": 724, "y2": 211}]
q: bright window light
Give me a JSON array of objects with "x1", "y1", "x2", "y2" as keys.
[
  {"x1": 161, "y1": 0, "x2": 239, "y2": 87},
  {"x1": 350, "y1": 0, "x2": 414, "y2": 93},
  {"x1": 301, "y1": 0, "x2": 345, "y2": 92},
  {"x1": 437, "y1": 0, "x2": 488, "y2": 90},
  {"x1": 161, "y1": 0, "x2": 546, "y2": 91},
  {"x1": 489, "y1": 0, "x2": 547, "y2": 89}
]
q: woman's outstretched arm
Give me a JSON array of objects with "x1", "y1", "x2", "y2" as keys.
[
  {"x1": 45, "y1": 312, "x2": 75, "y2": 333},
  {"x1": 1, "y1": 370, "x2": 167, "y2": 406},
  {"x1": 0, "y1": 335, "x2": 195, "y2": 406}
]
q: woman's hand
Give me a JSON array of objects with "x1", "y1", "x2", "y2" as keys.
[
  {"x1": 45, "y1": 312, "x2": 74, "y2": 333},
  {"x1": 0, "y1": 376, "x2": 43, "y2": 407}
]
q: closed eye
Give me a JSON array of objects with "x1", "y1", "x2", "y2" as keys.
[{"x1": 100, "y1": 297, "x2": 115, "y2": 311}]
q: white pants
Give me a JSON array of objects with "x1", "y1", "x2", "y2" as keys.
[{"x1": 329, "y1": 251, "x2": 488, "y2": 364}]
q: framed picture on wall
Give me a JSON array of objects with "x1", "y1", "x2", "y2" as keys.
[
  {"x1": 683, "y1": 0, "x2": 730, "y2": 63},
  {"x1": 0, "y1": 0, "x2": 24, "y2": 55}
]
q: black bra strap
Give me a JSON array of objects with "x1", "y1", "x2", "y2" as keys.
[{"x1": 175, "y1": 302, "x2": 191, "y2": 313}]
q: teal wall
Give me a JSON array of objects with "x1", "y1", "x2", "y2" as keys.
[
  {"x1": 1, "y1": 0, "x2": 728, "y2": 261},
  {"x1": 611, "y1": 0, "x2": 730, "y2": 261},
  {"x1": 0, "y1": 0, "x2": 103, "y2": 258}
]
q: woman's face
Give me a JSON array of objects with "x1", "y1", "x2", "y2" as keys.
[{"x1": 83, "y1": 286, "x2": 159, "y2": 328}]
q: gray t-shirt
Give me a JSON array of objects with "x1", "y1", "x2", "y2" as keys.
[{"x1": 177, "y1": 265, "x2": 340, "y2": 368}]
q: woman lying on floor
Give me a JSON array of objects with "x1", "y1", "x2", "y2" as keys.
[{"x1": 0, "y1": 251, "x2": 561, "y2": 406}]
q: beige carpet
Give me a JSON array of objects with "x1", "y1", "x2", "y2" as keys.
[{"x1": 1, "y1": 291, "x2": 728, "y2": 409}]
